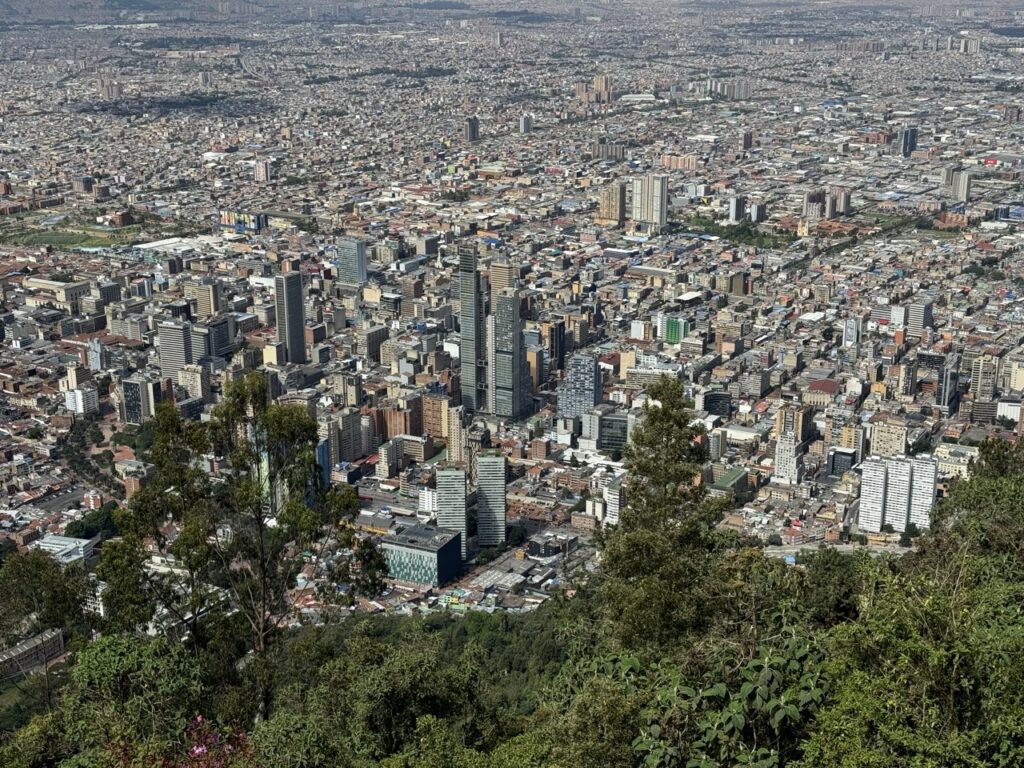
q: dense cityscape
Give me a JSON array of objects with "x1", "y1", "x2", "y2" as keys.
[{"x1": 4, "y1": 0, "x2": 1024, "y2": 765}]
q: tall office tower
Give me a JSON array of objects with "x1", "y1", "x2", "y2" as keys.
[
  {"x1": 488, "y1": 259, "x2": 516, "y2": 294},
  {"x1": 859, "y1": 458, "x2": 887, "y2": 534},
  {"x1": 337, "y1": 236, "x2": 368, "y2": 287},
  {"x1": 907, "y1": 300, "x2": 934, "y2": 337},
  {"x1": 437, "y1": 466, "x2": 469, "y2": 559},
  {"x1": 740, "y1": 130, "x2": 753, "y2": 150},
  {"x1": 542, "y1": 318, "x2": 567, "y2": 371},
  {"x1": 485, "y1": 315, "x2": 497, "y2": 414},
  {"x1": 119, "y1": 375, "x2": 160, "y2": 426},
  {"x1": 884, "y1": 457, "x2": 912, "y2": 532},
  {"x1": 275, "y1": 272, "x2": 307, "y2": 364},
  {"x1": 458, "y1": 244, "x2": 485, "y2": 413},
  {"x1": 897, "y1": 359, "x2": 918, "y2": 397},
  {"x1": 937, "y1": 354, "x2": 961, "y2": 411},
  {"x1": 195, "y1": 281, "x2": 220, "y2": 319},
  {"x1": 728, "y1": 196, "x2": 746, "y2": 224},
  {"x1": 490, "y1": 289, "x2": 530, "y2": 419},
  {"x1": 464, "y1": 115, "x2": 480, "y2": 143},
  {"x1": 254, "y1": 159, "x2": 272, "y2": 183},
  {"x1": 909, "y1": 456, "x2": 938, "y2": 529},
  {"x1": 476, "y1": 452, "x2": 507, "y2": 548},
  {"x1": 897, "y1": 125, "x2": 918, "y2": 158},
  {"x1": 598, "y1": 181, "x2": 627, "y2": 226},
  {"x1": 558, "y1": 352, "x2": 601, "y2": 418},
  {"x1": 953, "y1": 170, "x2": 972, "y2": 203},
  {"x1": 970, "y1": 354, "x2": 998, "y2": 402},
  {"x1": 519, "y1": 113, "x2": 533, "y2": 133},
  {"x1": 774, "y1": 432, "x2": 803, "y2": 485},
  {"x1": 941, "y1": 165, "x2": 957, "y2": 187},
  {"x1": 630, "y1": 174, "x2": 669, "y2": 231},
  {"x1": 158, "y1": 320, "x2": 193, "y2": 380},
  {"x1": 178, "y1": 364, "x2": 211, "y2": 403}
]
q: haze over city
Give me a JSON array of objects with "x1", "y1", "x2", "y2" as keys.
[{"x1": 3, "y1": 1, "x2": 1024, "y2": 766}]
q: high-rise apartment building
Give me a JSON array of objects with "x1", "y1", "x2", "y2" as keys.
[
  {"x1": 859, "y1": 458, "x2": 887, "y2": 533},
  {"x1": 859, "y1": 455, "x2": 938, "y2": 533},
  {"x1": 275, "y1": 272, "x2": 307, "y2": 364},
  {"x1": 476, "y1": 452, "x2": 507, "y2": 548},
  {"x1": 970, "y1": 354, "x2": 998, "y2": 402},
  {"x1": 953, "y1": 170, "x2": 971, "y2": 203},
  {"x1": 773, "y1": 432, "x2": 803, "y2": 485},
  {"x1": 597, "y1": 182, "x2": 627, "y2": 226},
  {"x1": 630, "y1": 174, "x2": 669, "y2": 231}
]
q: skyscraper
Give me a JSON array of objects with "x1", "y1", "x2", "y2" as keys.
[
  {"x1": 728, "y1": 196, "x2": 746, "y2": 224},
  {"x1": 897, "y1": 125, "x2": 918, "y2": 158},
  {"x1": 907, "y1": 300, "x2": 933, "y2": 337},
  {"x1": 598, "y1": 181, "x2": 627, "y2": 226},
  {"x1": 437, "y1": 466, "x2": 469, "y2": 560},
  {"x1": 476, "y1": 452, "x2": 507, "y2": 548},
  {"x1": 884, "y1": 458, "x2": 912, "y2": 533},
  {"x1": 859, "y1": 455, "x2": 938, "y2": 534},
  {"x1": 458, "y1": 244, "x2": 485, "y2": 413},
  {"x1": 275, "y1": 272, "x2": 307, "y2": 364},
  {"x1": 970, "y1": 354, "x2": 998, "y2": 402},
  {"x1": 158, "y1": 320, "x2": 192, "y2": 380},
  {"x1": 490, "y1": 288, "x2": 530, "y2": 419},
  {"x1": 953, "y1": 170, "x2": 971, "y2": 203},
  {"x1": 488, "y1": 259, "x2": 516, "y2": 294},
  {"x1": 464, "y1": 115, "x2": 480, "y2": 143},
  {"x1": 195, "y1": 281, "x2": 220, "y2": 319},
  {"x1": 773, "y1": 432, "x2": 803, "y2": 485},
  {"x1": 909, "y1": 456, "x2": 938, "y2": 529},
  {"x1": 558, "y1": 353, "x2": 601, "y2": 418},
  {"x1": 337, "y1": 236, "x2": 368, "y2": 287},
  {"x1": 859, "y1": 458, "x2": 887, "y2": 534},
  {"x1": 630, "y1": 174, "x2": 669, "y2": 231}
]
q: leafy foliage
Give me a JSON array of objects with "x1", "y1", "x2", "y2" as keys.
[{"x1": 9, "y1": 380, "x2": 1024, "y2": 768}]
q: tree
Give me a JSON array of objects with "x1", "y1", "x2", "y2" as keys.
[
  {"x1": 597, "y1": 376, "x2": 723, "y2": 650},
  {"x1": 0, "y1": 549, "x2": 87, "y2": 643}
]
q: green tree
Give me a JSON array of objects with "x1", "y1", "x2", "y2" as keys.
[
  {"x1": 0, "y1": 549, "x2": 87, "y2": 643},
  {"x1": 598, "y1": 376, "x2": 722, "y2": 650}
]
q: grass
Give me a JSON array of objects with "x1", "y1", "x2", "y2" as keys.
[{"x1": 0, "y1": 230, "x2": 114, "y2": 249}]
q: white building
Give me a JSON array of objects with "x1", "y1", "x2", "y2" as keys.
[
  {"x1": 859, "y1": 455, "x2": 939, "y2": 534},
  {"x1": 859, "y1": 458, "x2": 887, "y2": 533},
  {"x1": 64, "y1": 386, "x2": 99, "y2": 416}
]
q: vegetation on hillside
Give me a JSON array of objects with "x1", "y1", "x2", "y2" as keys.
[{"x1": 3, "y1": 376, "x2": 1024, "y2": 766}]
